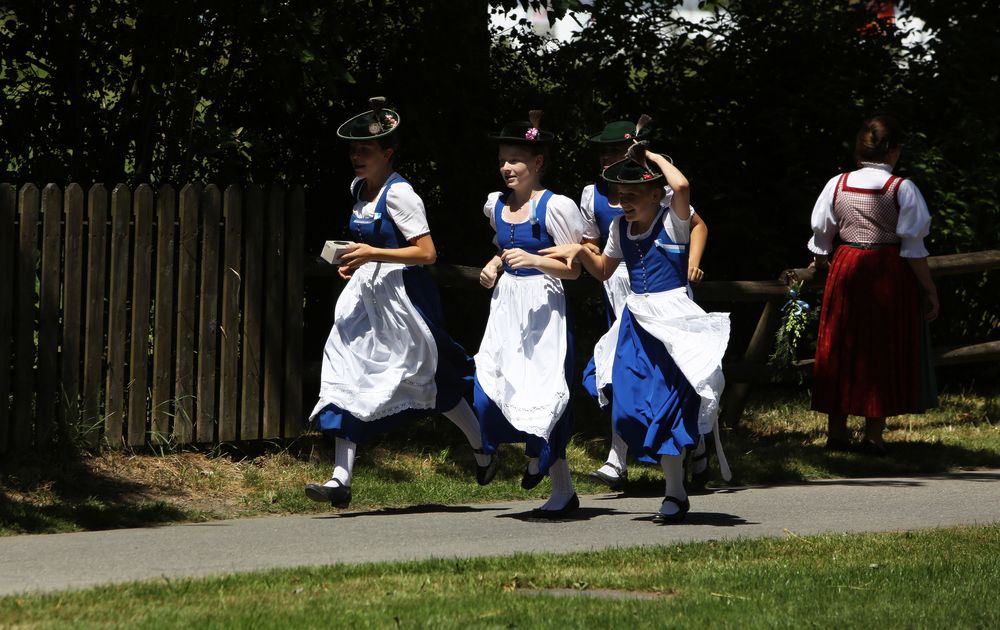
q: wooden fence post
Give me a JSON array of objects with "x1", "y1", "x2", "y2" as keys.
[
  {"x1": 240, "y1": 186, "x2": 264, "y2": 441},
  {"x1": 196, "y1": 185, "x2": 222, "y2": 443},
  {"x1": 218, "y1": 185, "x2": 243, "y2": 442},
  {"x1": 283, "y1": 186, "x2": 305, "y2": 438},
  {"x1": 13, "y1": 184, "x2": 40, "y2": 450},
  {"x1": 263, "y1": 185, "x2": 286, "y2": 438},
  {"x1": 0, "y1": 184, "x2": 16, "y2": 453},
  {"x1": 36, "y1": 184, "x2": 64, "y2": 447},
  {"x1": 151, "y1": 185, "x2": 177, "y2": 444},
  {"x1": 175, "y1": 184, "x2": 201, "y2": 444},
  {"x1": 60, "y1": 184, "x2": 85, "y2": 441},
  {"x1": 82, "y1": 185, "x2": 109, "y2": 447},
  {"x1": 104, "y1": 185, "x2": 132, "y2": 447},
  {"x1": 127, "y1": 184, "x2": 155, "y2": 447}
]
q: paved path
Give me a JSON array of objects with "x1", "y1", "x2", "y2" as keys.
[{"x1": 2, "y1": 470, "x2": 999, "y2": 596}]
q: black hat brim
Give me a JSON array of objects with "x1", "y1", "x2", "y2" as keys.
[{"x1": 336, "y1": 108, "x2": 401, "y2": 140}]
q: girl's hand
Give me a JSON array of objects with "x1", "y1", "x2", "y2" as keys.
[
  {"x1": 480, "y1": 261, "x2": 501, "y2": 289},
  {"x1": 338, "y1": 265, "x2": 354, "y2": 281},
  {"x1": 339, "y1": 243, "x2": 376, "y2": 271},
  {"x1": 688, "y1": 266, "x2": 704, "y2": 283},
  {"x1": 501, "y1": 248, "x2": 540, "y2": 270},
  {"x1": 811, "y1": 255, "x2": 829, "y2": 271},
  {"x1": 582, "y1": 242, "x2": 602, "y2": 256},
  {"x1": 924, "y1": 289, "x2": 940, "y2": 322},
  {"x1": 539, "y1": 243, "x2": 583, "y2": 269}
]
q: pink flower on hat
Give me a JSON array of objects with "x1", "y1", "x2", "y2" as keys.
[
  {"x1": 524, "y1": 127, "x2": 539, "y2": 141},
  {"x1": 383, "y1": 114, "x2": 397, "y2": 128},
  {"x1": 642, "y1": 172, "x2": 653, "y2": 180},
  {"x1": 625, "y1": 133, "x2": 632, "y2": 139}
]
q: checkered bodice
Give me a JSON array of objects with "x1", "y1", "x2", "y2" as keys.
[{"x1": 832, "y1": 172, "x2": 904, "y2": 244}]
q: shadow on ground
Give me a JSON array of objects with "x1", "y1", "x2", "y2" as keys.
[{"x1": 0, "y1": 453, "x2": 196, "y2": 536}]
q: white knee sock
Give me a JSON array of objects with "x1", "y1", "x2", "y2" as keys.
[
  {"x1": 539, "y1": 459, "x2": 575, "y2": 510},
  {"x1": 326, "y1": 438, "x2": 356, "y2": 487},
  {"x1": 660, "y1": 453, "x2": 687, "y2": 514},
  {"x1": 443, "y1": 400, "x2": 491, "y2": 466},
  {"x1": 599, "y1": 433, "x2": 628, "y2": 477}
]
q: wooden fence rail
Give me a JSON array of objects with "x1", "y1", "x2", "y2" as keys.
[{"x1": 0, "y1": 183, "x2": 305, "y2": 454}]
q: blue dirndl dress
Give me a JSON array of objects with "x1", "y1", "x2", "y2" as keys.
[
  {"x1": 591, "y1": 209, "x2": 730, "y2": 465},
  {"x1": 473, "y1": 191, "x2": 576, "y2": 475},
  {"x1": 309, "y1": 172, "x2": 474, "y2": 444}
]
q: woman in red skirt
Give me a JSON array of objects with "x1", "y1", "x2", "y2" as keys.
[{"x1": 808, "y1": 115, "x2": 939, "y2": 455}]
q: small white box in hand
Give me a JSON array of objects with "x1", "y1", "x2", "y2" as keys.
[{"x1": 320, "y1": 240, "x2": 356, "y2": 265}]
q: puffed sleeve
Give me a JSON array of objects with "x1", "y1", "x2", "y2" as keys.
[
  {"x1": 579, "y1": 185, "x2": 600, "y2": 241},
  {"x1": 664, "y1": 206, "x2": 692, "y2": 245},
  {"x1": 384, "y1": 182, "x2": 431, "y2": 242},
  {"x1": 544, "y1": 194, "x2": 586, "y2": 246},
  {"x1": 483, "y1": 191, "x2": 502, "y2": 232},
  {"x1": 603, "y1": 216, "x2": 624, "y2": 260},
  {"x1": 895, "y1": 180, "x2": 931, "y2": 258},
  {"x1": 807, "y1": 175, "x2": 841, "y2": 255}
]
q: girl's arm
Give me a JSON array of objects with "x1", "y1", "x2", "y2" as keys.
[
  {"x1": 645, "y1": 151, "x2": 690, "y2": 220},
  {"x1": 501, "y1": 248, "x2": 581, "y2": 280},
  {"x1": 688, "y1": 213, "x2": 708, "y2": 283},
  {"x1": 906, "y1": 257, "x2": 939, "y2": 322},
  {"x1": 480, "y1": 255, "x2": 503, "y2": 289},
  {"x1": 539, "y1": 243, "x2": 619, "y2": 282},
  {"x1": 338, "y1": 235, "x2": 436, "y2": 279}
]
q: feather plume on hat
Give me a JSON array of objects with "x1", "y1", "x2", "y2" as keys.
[
  {"x1": 368, "y1": 96, "x2": 387, "y2": 134},
  {"x1": 528, "y1": 109, "x2": 543, "y2": 129}
]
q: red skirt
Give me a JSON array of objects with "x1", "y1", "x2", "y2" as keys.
[{"x1": 811, "y1": 245, "x2": 928, "y2": 418}]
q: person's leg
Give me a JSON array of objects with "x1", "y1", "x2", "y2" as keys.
[
  {"x1": 330, "y1": 438, "x2": 356, "y2": 486},
  {"x1": 864, "y1": 416, "x2": 886, "y2": 443},
  {"x1": 442, "y1": 400, "x2": 492, "y2": 467},
  {"x1": 304, "y1": 437, "x2": 354, "y2": 506},
  {"x1": 537, "y1": 458, "x2": 577, "y2": 512},
  {"x1": 595, "y1": 433, "x2": 628, "y2": 478},
  {"x1": 652, "y1": 452, "x2": 690, "y2": 524},
  {"x1": 826, "y1": 413, "x2": 851, "y2": 449}
]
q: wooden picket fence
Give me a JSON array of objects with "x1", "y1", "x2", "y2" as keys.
[{"x1": 0, "y1": 182, "x2": 305, "y2": 454}]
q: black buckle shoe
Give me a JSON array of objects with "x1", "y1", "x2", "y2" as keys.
[
  {"x1": 475, "y1": 449, "x2": 499, "y2": 486},
  {"x1": 531, "y1": 493, "x2": 580, "y2": 520},
  {"x1": 588, "y1": 462, "x2": 628, "y2": 492},
  {"x1": 521, "y1": 464, "x2": 545, "y2": 490},
  {"x1": 304, "y1": 480, "x2": 352, "y2": 508},
  {"x1": 651, "y1": 495, "x2": 690, "y2": 525}
]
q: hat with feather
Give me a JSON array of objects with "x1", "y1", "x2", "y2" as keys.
[
  {"x1": 488, "y1": 109, "x2": 555, "y2": 144},
  {"x1": 337, "y1": 96, "x2": 400, "y2": 140},
  {"x1": 589, "y1": 114, "x2": 653, "y2": 144},
  {"x1": 602, "y1": 139, "x2": 670, "y2": 185}
]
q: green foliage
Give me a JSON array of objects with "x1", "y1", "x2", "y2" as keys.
[{"x1": 1, "y1": 0, "x2": 996, "y2": 340}]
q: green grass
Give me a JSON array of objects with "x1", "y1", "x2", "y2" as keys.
[
  {"x1": 1, "y1": 524, "x2": 998, "y2": 628},
  {"x1": 2, "y1": 388, "x2": 998, "y2": 536}
]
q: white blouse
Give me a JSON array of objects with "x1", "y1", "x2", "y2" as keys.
[
  {"x1": 603, "y1": 207, "x2": 691, "y2": 260},
  {"x1": 807, "y1": 164, "x2": 931, "y2": 258},
  {"x1": 483, "y1": 191, "x2": 586, "y2": 247},
  {"x1": 350, "y1": 176, "x2": 431, "y2": 242}
]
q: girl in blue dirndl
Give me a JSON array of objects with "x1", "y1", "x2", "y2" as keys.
[
  {"x1": 304, "y1": 98, "x2": 496, "y2": 509},
  {"x1": 544, "y1": 144, "x2": 730, "y2": 524},
  {"x1": 475, "y1": 111, "x2": 586, "y2": 518},
  {"x1": 578, "y1": 118, "x2": 712, "y2": 491}
]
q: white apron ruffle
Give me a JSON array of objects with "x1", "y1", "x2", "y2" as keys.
[
  {"x1": 475, "y1": 273, "x2": 570, "y2": 439},
  {"x1": 594, "y1": 287, "x2": 730, "y2": 434},
  {"x1": 309, "y1": 261, "x2": 438, "y2": 422},
  {"x1": 602, "y1": 261, "x2": 631, "y2": 320}
]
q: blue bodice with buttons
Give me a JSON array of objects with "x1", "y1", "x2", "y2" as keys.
[
  {"x1": 592, "y1": 180, "x2": 623, "y2": 246},
  {"x1": 619, "y1": 209, "x2": 688, "y2": 294},
  {"x1": 349, "y1": 172, "x2": 409, "y2": 249},
  {"x1": 494, "y1": 190, "x2": 555, "y2": 277}
]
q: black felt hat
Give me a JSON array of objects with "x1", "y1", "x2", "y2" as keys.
[
  {"x1": 589, "y1": 116, "x2": 653, "y2": 144},
  {"x1": 601, "y1": 142, "x2": 666, "y2": 184},
  {"x1": 488, "y1": 109, "x2": 555, "y2": 144},
  {"x1": 337, "y1": 96, "x2": 400, "y2": 140}
]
